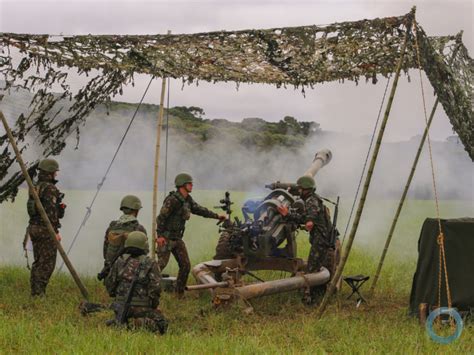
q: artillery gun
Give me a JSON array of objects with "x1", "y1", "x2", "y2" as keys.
[{"x1": 186, "y1": 149, "x2": 341, "y2": 308}]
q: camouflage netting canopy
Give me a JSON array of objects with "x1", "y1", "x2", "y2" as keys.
[{"x1": 0, "y1": 9, "x2": 472, "y2": 202}]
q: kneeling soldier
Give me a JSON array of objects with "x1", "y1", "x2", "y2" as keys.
[
  {"x1": 105, "y1": 231, "x2": 168, "y2": 334},
  {"x1": 98, "y1": 195, "x2": 147, "y2": 281}
]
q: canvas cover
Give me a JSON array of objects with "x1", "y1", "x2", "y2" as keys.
[{"x1": 409, "y1": 218, "x2": 474, "y2": 315}]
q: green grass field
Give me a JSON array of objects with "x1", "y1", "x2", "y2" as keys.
[{"x1": 0, "y1": 190, "x2": 472, "y2": 353}]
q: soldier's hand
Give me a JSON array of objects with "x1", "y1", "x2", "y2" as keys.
[
  {"x1": 305, "y1": 221, "x2": 314, "y2": 231},
  {"x1": 218, "y1": 215, "x2": 227, "y2": 221},
  {"x1": 156, "y1": 236, "x2": 167, "y2": 248},
  {"x1": 56, "y1": 233, "x2": 62, "y2": 241},
  {"x1": 277, "y1": 205, "x2": 289, "y2": 216}
]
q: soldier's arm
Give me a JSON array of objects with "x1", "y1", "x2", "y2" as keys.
[
  {"x1": 148, "y1": 261, "x2": 162, "y2": 308},
  {"x1": 156, "y1": 196, "x2": 179, "y2": 235},
  {"x1": 41, "y1": 184, "x2": 60, "y2": 230},
  {"x1": 103, "y1": 225, "x2": 112, "y2": 259},
  {"x1": 104, "y1": 260, "x2": 120, "y2": 297},
  {"x1": 189, "y1": 197, "x2": 219, "y2": 219}
]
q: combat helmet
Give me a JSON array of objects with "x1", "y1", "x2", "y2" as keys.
[
  {"x1": 124, "y1": 231, "x2": 148, "y2": 251},
  {"x1": 38, "y1": 158, "x2": 59, "y2": 173},
  {"x1": 175, "y1": 173, "x2": 193, "y2": 187},
  {"x1": 296, "y1": 175, "x2": 316, "y2": 190},
  {"x1": 120, "y1": 195, "x2": 142, "y2": 211}
]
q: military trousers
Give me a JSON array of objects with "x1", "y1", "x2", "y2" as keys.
[
  {"x1": 306, "y1": 233, "x2": 332, "y2": 300},
  {"x1": 111, "y1": 305, "x2": 168, "y2": 334},
  {"x1": 156, "y1": 239, "x2": 190, "y2": 294},
  {"x1": 28, "y1": 224, "x2": 58, "y2": 296}
]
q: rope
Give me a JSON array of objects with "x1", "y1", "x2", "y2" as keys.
[
  {"x1": 58, "y1": 76, "x2": 155, "y2": 271},
  {"x1": 341, "y1": 76, "x2": 391, "y2": 246},
  {"x1": 163, "y1": 77, "x2": 170, "y2": 197},
  {"x1": 413, "y1": 21, "x2": 452, "y2": 323}
]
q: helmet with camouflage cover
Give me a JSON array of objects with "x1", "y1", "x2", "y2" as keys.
[
  {"x1": 120, "y1": 195, "x2": 142, "y2": 211},
  {"x1": 38, "y1": 158, "x2": 59, "y2": 173},
  {"x1": 124, "y1": 231, "x2": 148, "y2": 250},
  {"x1": 296, "y1": 175, "x2": 316, "y2": 190},
  {"x1": 175, "y1": 173, "x2": 193, "y2": 187}
]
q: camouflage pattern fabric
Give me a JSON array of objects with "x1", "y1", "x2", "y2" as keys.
[
  {"x1": 156, "y1": 239, "x2": 190, "y2": 294},
  {"x1": 28, "y1": 172, "x2": 62, "y2": 231},
  {"x1": 29, "y1": 224, "x2": 58, "y2": 296},
  {"x1": 301, "y1": 192, "x2": 333, "y2": 300},
  {"x1": 156, "y1": 191, "x2": 219, "y2": 240},
  {"x1": 102, "y1": 214, "x2": 147, "y2": 270},
  {"x1": 110, "y1": 304, "x2": 168, "y2": 334},
  {"x1": 0, "y1": 10, "x2": 472, "y2": 203},
  {"x1": 105, "y1": 254, "x2": 167, "y2": 333}
]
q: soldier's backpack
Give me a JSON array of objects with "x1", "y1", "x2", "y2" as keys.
[{"x1": 104, "y1": 220, "x2": 142, "y2": 264}]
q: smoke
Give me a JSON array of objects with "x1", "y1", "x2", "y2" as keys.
[{"x1": 0, "y1": 86, "x2": 473, "y2": 275}]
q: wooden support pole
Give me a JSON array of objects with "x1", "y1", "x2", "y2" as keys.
[
  {"x1": 369, "y1": 35, "x2": 463, "y2": 297},
  {"x1": 151, "y1": 31, "x2": 171, "y2": 258},
  {"x1": 0, "y1": 110, "x2": 89, "y2": 300},
  {"x1": 316, "y1": 10, "x2": 414, "y2": 318}
]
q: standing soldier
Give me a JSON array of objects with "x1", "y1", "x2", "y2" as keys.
[
  {"x1": 98, "y1": 195, "x2": 147, "y2": 281},
  {"x1": 279, "y1": 175, "x2": 333, "y2": 304},
  {"x1": 26, "y1": 158, "x2": 66, "y2": 297},
  {"x1": 105, "y1": 231, "x2": 168, "y2": 334},
  {"x1": 156, "y1": 173, "x2": 225, "y2": 296}
]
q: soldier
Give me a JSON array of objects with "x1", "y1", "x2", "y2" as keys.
[
  {"x1": 279, "y1": 175, "x2": 333, "y2": 304},
  {"x1": 98, "y1": 195, "x2": 147, "y2": 281},
  {"x1": 156, "y1": 173, "x2": 225, "y2": 296},
  {"x1": 26, "y1": 158, "x2": 66, "y2": 297},
  {"x1": 105, "y1": 231, "x2": 168, "y2": 334}
]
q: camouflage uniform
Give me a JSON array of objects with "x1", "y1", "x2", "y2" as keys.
[
  {"x1": 105, "y1": 253, "x2": 167, "y2": 334},
  {"x1": 27, "y1": 171, "x2": 65, "y2": 296},
  {"x1": 102, "y1": 214, "x2": 147, "y2": 276},
  {"x1": 302, "y1": 193, "x2": 333, "y2": 274},
  {"x1": 156, "y1": 191, "x2": 219, "y2": 293}
]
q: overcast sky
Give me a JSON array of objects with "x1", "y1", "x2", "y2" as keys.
[{"x1": 1, "y1": 0, "x2": 472, "y2": 141}]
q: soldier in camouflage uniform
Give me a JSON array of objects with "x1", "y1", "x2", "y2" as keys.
[
  {"x1": 297, "y1": 176, "x2": 334, "y2": 303},
  {"x1": 156, "y1": 173, "x2": 225, "y2": 295},
  {"x1": 105, "y1": 231, "x2": 168, "y2": 334},
  {"x1": 26, "y1": 158, "x2": 66, "y2": 296},
  {"x1": 279, "y1": 175, "x2": 333, "y2": 304},
  {"x1": 98, "y1": 195, "x2": 147, "y2": 281}
]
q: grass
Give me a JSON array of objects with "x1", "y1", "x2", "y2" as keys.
[{"x1": 0, "y1": 190, "x2": 473, "y2": 353}]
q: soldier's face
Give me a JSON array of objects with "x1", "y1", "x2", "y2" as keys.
[{"x1": 184, "y1": 182, "x2": 193, "y2": 193}]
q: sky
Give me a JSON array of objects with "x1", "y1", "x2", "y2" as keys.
[{"x1": 0, "y1": 0, "x2": 472, "y2": 141}]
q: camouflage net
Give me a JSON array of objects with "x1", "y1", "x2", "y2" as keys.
[{"x1": 0, "y1": 9, "x2": 472, "y2": 202}]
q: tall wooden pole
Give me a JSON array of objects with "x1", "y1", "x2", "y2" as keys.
[
  {"x1": 151, "y1": 30, "x2": 171, "y2": 258},
  {"x1": 369, "y1": 33, "x2": 463, "y2": 297},
  {"x1": 0, "y1": 110, "x2": 89, "y2": 300},
  {"x1": 316, "y1": 10, "x2": 414, "y2": 318}
]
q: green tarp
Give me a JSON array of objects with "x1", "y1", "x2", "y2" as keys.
[{"x1": 409, "y1": 218, "x2": 474, "y2": 315}]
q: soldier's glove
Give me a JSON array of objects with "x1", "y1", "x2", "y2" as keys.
[
  {"x1": 305, "y1": 221, "x2": 314, "y2": 232},
  {"x1": 156, "y1": 236, "x2": 167, "y2": 248},
  {"x1": 277, "y1": 205, "x2": 289, "y2": 216}
]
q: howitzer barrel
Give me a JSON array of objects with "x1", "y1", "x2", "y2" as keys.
[
  {"x1": 303, "y1": 149, "x2": 332, "y2": 178},
  {"x1": 236, "y1": 268, "x2": 330, "y2": 300},
  {"x1": 185, "y1": 281, "x2": 229, "y2": 291}
]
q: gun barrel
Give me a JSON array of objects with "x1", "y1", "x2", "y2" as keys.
[
  {"x1": 185, "y1": 281, "x2": 229, "y2": 291},
  {"x1": 303, "y1": 149, "x2": 332, "y2": 178}
]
